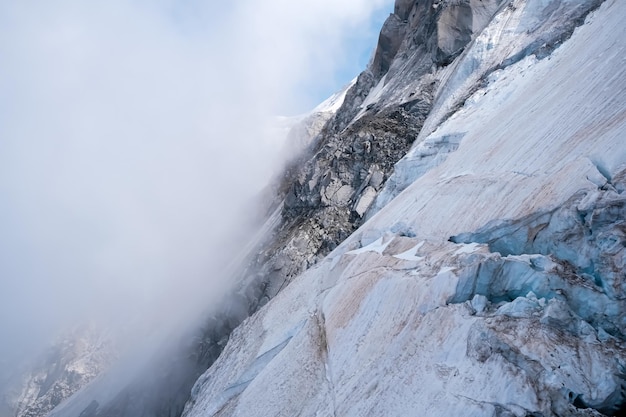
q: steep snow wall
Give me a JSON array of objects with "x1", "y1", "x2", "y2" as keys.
[
  {"x1": 256, "y1": 0, "x2": 605, "y2": 314},
  {"x1": 183, "y1": 1, "x2": 626, "y2": 416}
]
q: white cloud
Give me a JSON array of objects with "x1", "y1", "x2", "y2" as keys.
[{"x1": 0, "y1": 0, "x2": 392, "y2": 378}]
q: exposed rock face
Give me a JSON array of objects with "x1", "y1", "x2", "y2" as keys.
[
  {"x1": 330, "y1": 0, "x2": 505, "y2": 135},
  {"x1": 183, "y1": 1, "x2": 626, "y2": 416},
  {"x1": 276, "y1": 105, "x2": 427, "y2": 274},
  {"x1": 370, "y1": 13, "x2": 406, "y2": 77},
  {"x1": 240, "y1": 104, "x2": 431, "y2": 309}
]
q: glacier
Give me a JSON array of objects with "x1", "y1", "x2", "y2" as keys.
[
  {"x1": 182, "y1": 1, "x2": 626, "y2": 416},
  {"x1": 7, "y1": 0, "x2": 626, "y2": 416}
]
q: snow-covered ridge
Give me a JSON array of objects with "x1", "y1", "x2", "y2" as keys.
[{"x1": 312, "y1": 78, "x2": 355, "y2": 114}]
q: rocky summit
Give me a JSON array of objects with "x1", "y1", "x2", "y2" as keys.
[{"x1": 7, "y1": 0, "x2": 626, "y2": 416}]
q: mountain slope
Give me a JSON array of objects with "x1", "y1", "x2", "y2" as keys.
[{"x1": 182, "y1": 1, "x2": 626, "y2": 416}]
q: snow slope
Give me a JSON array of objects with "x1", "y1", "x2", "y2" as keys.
[{"x1": 182, "y1": 1, "x2": 626, "y2": 416}]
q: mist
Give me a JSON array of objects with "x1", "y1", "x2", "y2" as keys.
[{"x1": 0, "y1": 0, "x2": 392, "y2": 392}]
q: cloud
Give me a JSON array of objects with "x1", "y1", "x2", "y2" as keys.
[{"x1": 0, "y1": 0, "x2": 392, "y2": 381}]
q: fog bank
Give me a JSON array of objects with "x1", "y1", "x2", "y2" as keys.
[{"x1": 0, "y1": 0, "x2": 392, "y2": 382}]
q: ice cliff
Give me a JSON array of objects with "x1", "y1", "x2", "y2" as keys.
[{"x1": 182, "y1": 0, "x2": 626, "y2": 416}]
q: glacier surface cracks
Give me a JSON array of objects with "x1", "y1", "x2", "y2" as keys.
[
  {"x1": 183, "y1": 224, "x2": 626, "y2": 416},
  {"x1": 449, "y1": 169, "x2": 626, "y2": 415},
  {"x1": 186, "y1": 178, "x2": 626, "y2": 415}
]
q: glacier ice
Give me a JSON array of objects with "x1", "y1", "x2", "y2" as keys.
[{"x1": 182, "y1": 1, "x2": 626, "y2": 416}]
